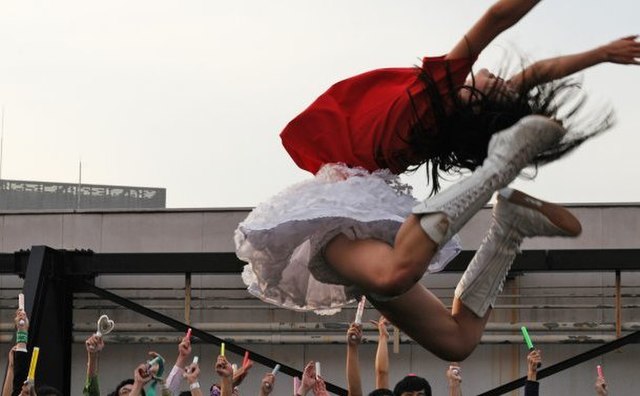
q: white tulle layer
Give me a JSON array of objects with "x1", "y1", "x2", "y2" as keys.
[{"x1": 235, "y1": 164, "x2": 461, "y2": 315}]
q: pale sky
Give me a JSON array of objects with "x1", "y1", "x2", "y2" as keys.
[{"x1": 0, "y1": 0, "x2": 638, "y2": 208}]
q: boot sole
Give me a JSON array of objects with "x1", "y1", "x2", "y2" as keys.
[{"x1": 500, "y1": 189, "x2": 582, "y2": 237}]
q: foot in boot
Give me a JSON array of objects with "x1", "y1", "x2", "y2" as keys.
[{"x1": 496, "y1": 188, "x2": 582, "y2": 237}]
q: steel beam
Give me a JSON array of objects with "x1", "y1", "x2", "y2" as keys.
[{"x1": 21, "y1": 246, "x2": 73, "y2": 395}]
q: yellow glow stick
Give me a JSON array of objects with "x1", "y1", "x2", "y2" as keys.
[
  {"x1": 220, "y1": 342, "x2": 225, "y2": 356},
  {"x1": 27, "y1": 347, "x2": 40, "y2": 382}
]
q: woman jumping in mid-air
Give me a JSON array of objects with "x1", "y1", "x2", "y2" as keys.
[{"x1": 236, "y1": 0, "x2": 639, "y2": 361}]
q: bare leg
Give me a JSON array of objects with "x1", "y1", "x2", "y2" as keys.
[
  {"x1": 369, "y1": 284, "x2": 490, "y2": 361},
  {"x1": 324, "y1": 214, "x2": 439, "y2": 296}
]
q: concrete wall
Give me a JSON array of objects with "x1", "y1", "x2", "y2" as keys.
[{"x1": 1, "y1": 205, "x2": 639, "y2": 395}]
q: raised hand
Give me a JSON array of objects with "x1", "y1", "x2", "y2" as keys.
[
  {"x1": 183, "y1": 362, "x2": 200, "y2": 384},
  {"x1": 371, "y1": 316, "x2": 389, "y2": 338},
  {"x1": 85, "y1": 334, "x2": 104, "y2": 354},
  {"x1": 313, "y1": 376, "x2": 329, "y2": 396},
  {"x1": 15, "y1": 310, "x2": 29, "y2": 331},
  {"x1": 595, "y1": 376, "x2": 608, "y2": 396},
  {"x1": 602, "y1": 35, "x2": 640, "y2": 65},
  {"x1": 260, "y1": 372, "x2": 275, "y2": 395},
  {"x1": 347, "y1": 323, "x2": 363, "y2": 346},
  {"x1": 446, "y1": 364, "x2": 462, "y2": 386},
  {"x1": 215, "y1": 355, "x2": 233, "y2": 378}
]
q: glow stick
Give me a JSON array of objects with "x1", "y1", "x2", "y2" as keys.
[
  {"x1": 315, "y1": 361, "x2": 321, "y2": 378},
  {"x1": 354, "y1": 296, "x2": 366, "y2": 325},
  {"x1": 521, "y1": 326, "x2": 541, "y2": 368},
  {"x1": 186, "y1": 328, "x2": 192, "y2": 340},
  {"x1": 18, "y1": 294, "x2": 25, "y2": 326},
  {"x1": 27, "y1": 347, "x2": 40, "y2": 383},
  {"x1": 242, "y1": 351, "x2": 250, "y2": 368},
  {"x1": 187, "y1": 356, "x2": 199, "y2": 374},
  {"x1": 272, "y1": 364, "x2": 281, "y2": 375},
  {"x1": 520, "y1": 326, "x2": 534, "y2": 350},
  {"x1": 232, "y1": 363, "x2": 238, "y2": 374},
  {"x1": 220, "y1": 342, "x2": 225, "y2": 356},
  {"x1": 597, "y1": 365, "x2": 604, "y2": 378}
]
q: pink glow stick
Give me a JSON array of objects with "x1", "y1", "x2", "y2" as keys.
[
  {"x1": 186, "y1": 328, "x2": 192, "y2": 340},
  {"x1": 354, "y1": 296, "x2": 366, "y2": 325},
  {"x1": 18, "y1": 294, "x2": 25, "y2": 326},
  {"x1": 242, "y1": 351, "x2": 250, "y2": 368},
  {"x1": 597, "y1": 365, "x2": 604, "y2": 378}
]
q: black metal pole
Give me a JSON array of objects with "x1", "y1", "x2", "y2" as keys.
[{"x1": 77, "y1": 281, "x2": 349, "y2": 396}]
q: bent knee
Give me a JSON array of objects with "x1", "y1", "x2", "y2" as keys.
[
  {"x1": 435, "y1": 343, "x2": 476, "y2": 362},
  {"x1": 369, "y1": 265, "x2": 422, "y2": 297}
]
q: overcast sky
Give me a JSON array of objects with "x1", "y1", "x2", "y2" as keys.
[{"x1": 0, "y1": 0, "x2": 638, "y2": 208}]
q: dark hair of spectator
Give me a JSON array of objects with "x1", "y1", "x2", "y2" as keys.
[
  {"x1": 36, "y1": 386, "x2": 63, "y2": 396},
  {"x1": 369, "y1": 388, "x2": 395, "y2": 396},
  {"x1": 393, "y1": 375, "x2": 432, "y2": 396}
]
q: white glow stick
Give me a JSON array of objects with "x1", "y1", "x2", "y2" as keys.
[
  {"x1": 18, "y1": 294, "x2": 25, "y2": 326},
  {"x1": 186, "y1": 356, "x2": 199, "y2": 374},
  {"x1": 315, "y1": 361, "x2": 321, "y2": 379},
  {"x1": 354, "y1": 296, "x2": 366, "y2": 325},
  {"x1": 232, "y1": 363, "x2": 238, "y2": 374},
  {"x1": 272, "y1": 364, "x2": 281, "y2": 375}
]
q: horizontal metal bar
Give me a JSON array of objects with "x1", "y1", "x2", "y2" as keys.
[
  {"x1": 2, "y1": 322, "x2": 639, "y2": 333},
  {"x1": 4, "y1": 249, "x2": 640, "y2": 276},
  {"x1": 0, "y1": 334, "x2": 625, "y2": 345}
]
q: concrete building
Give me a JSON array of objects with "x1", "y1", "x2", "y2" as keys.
[{"x1": 0, "y1": 203, "x2": 639, "y2": 395}]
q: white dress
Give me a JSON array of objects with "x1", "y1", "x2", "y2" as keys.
[{"x1": 235, "y1": 163, "x2": 461, "y2": 315}]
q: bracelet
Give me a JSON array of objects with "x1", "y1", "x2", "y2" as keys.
[
  {"x1": 16, "y1": 330, "x2": 28, "y2": 344},
  {"x1": 190, "y1": 382, "x2": 201, "y2": 390}
]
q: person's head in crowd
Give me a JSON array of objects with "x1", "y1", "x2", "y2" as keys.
[
  {"x1": 369, "y1": 389, "x2": 394, "y2": 396},
  {"x1": 209, "y1": 384, "x2": 240, "y2": 396},
  {"x1": 108, "y1": 379, "x2": 145, "y2": 396},
  {"x1": 393, "y1": 374, "x2": 432, "y2": 396},
  {"x1": 36, "y1": 386, "x2": 63, "y2": 396}
]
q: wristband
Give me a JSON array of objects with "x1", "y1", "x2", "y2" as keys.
[
  {"x1": 190, "y1": 382, "x2": 201, "y2": 390},
  {"x1": 16, "y1": 330, "x2": 28, "y2": 344}
]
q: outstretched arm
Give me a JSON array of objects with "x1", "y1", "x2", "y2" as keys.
[
  {"x1": 447, "y1": 0, "x2": 541, "y2": 60},
  {"x1": 509, "y1": 35, "x2": 640, "y2": 90},
  {"x1": 372, "y1": 317, "x2": 389, "y2": 390},
  {"x1": 345, "y1": 324, "x2": 363, "y2": 396}
]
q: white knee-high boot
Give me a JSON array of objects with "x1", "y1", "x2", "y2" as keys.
[
  {"x1": 413, "y1": 115, "x2": 566, "y2": 246},
  {"x1": 455, "y1": 188, "x2": 581, "y2": 317}
]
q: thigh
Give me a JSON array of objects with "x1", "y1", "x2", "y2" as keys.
[{"x1": 324, "y1": 234, "x2": 397, "y2": 292}]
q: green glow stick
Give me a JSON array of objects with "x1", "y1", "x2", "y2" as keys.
[
  {"x1": 520, "y1": 326, "x2": 534, "y2": 350},
  {"x1": 521, "y1": 326, "x2": 541, "y2": 368}
]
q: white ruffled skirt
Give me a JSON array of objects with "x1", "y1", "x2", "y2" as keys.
[{"x1": 234, "y1": 164, "x2": 461, "y2": 315}]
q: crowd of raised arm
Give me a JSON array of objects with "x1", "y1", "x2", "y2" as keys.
[{"x1": 2, "y1": 308, "x2": 612, "y2": 396}]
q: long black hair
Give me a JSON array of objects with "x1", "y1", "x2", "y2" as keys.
[{"x1": 383, "y1": 58, "x2": 614, "y2": 196}]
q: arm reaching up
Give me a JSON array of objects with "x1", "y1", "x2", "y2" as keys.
[{"x1": 510, "y1": 36, "x2": 640, "y2": 90}]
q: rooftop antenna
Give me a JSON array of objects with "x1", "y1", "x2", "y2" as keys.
[
  {"x1": 0, "y1": 106, "x2": 4, "y2": 181},
  {"x1": 76, "y1": 159, "x2": 82, "y2": 209}
]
